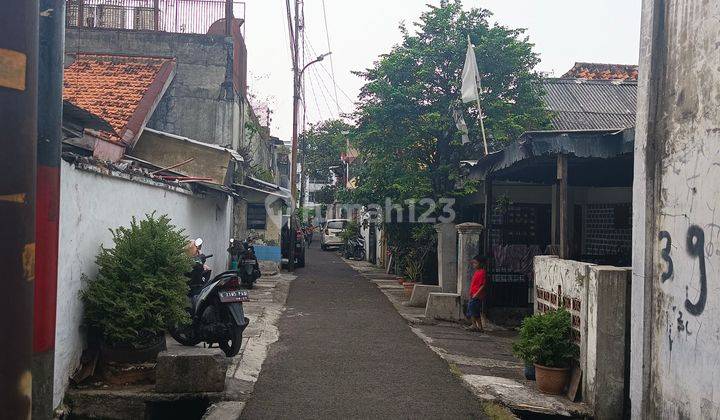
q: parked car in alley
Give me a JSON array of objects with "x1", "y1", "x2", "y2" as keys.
[
  {"x1": 281, "y1": 215, "x2": 306, "y2": 267},
  {"x1": 320, "y1": 219, "x2": 350, "y2": 250}
]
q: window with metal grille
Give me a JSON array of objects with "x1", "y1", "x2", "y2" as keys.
[{"x1": 247, "y1": 204, "x2": 267, "y2": 230}]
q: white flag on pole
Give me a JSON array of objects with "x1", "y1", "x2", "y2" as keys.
[
  {"x1": 460, "y1": 36, "x2": 489, "y2": 155},
  {"x1": 461, "y1": 38, "x2": 481, "y2": 103}
]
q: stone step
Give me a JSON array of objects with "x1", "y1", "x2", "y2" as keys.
[
  {"x1": 156, "y1": 342, "x2": 230, "y2": 394},
  {"x1": 425, "y1": 292, "x2": 462, "y2": 321},
  {"x1": 408, "y1": 285, "x2": 443, "y2": 307}
]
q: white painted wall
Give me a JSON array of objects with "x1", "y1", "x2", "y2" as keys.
[
  {"x1": 53, "y1": 160, "x2": 232, "y2": 407},
  {"x1": 633, "y1": 1, "x2": 720, "y2": 418}
]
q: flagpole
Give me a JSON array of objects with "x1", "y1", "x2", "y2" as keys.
[
  {"x1": 475, "y1": 92, "x2": 488, "y2": 156},
  {"x1": 466, "y1": 35, "x2": 488, "y2": 156}
]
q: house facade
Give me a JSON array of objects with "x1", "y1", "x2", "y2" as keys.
[
  {"x1": 450, "y1": 64, "x2": 638, "y2": 418},
  {"x1": 52, "y1": 1, "x2": 287, "y2": 407}
]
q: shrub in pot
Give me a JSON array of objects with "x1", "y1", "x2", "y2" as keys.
[
  {"x1": 512, "y1": 308, "x2": 578, "y2": 395},
  {"x1": 82, "y1": 213, "x2": 192, "y2": 362},
  {"x1": 401, "y1": 253, "x2": 422, "y2": 296}
]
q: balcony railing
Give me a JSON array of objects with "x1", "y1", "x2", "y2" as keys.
[{"x1": 66, "y1": 0, "x2": 245, "y2": 35}]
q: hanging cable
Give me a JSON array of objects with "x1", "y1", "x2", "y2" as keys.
[
  {"x1": 285, "y1": 0, "x2": 295, "y2": 68},
  {"x1": 305, "y1": 41, "x2": 347, "y2": 115},
  {"x1": 303, "y1": 39, "x2": 324, "y2": 122},
  {"x1": 321, "y1": 0, "x2": 341, "y2": 115},
  {"x1": 309, "y1": 64, "x2": 340, "y2": 117},
  {"x1": 309, "y1": 66, "x2": 336, "y2": 119},
  {"x1": 306, "y1": 38, "x2": 356, "y2": 108}
]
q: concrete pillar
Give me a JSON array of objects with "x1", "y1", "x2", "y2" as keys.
[
  {"x1": 435, "y1": 223, "x2": 457, "y2": 293},
  {"x1": 586, "y1": 265, "x2": 631, "y2": 419},
  {"x1": 456, "y1": 223, "x2": 484, "y2": 301}
]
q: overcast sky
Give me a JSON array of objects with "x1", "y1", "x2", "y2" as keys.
[{"x1": 242, "y1": 0, "x2": 642, "y2": 140}]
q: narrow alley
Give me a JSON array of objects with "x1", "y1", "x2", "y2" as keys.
[{"x1": 240, "y1": 242, "x2": 486, "y2": 419}]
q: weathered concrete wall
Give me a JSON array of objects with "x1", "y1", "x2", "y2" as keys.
[
  {"x1": 435, "y1": 223, "x2": 458, "y2": 293},
  {"x1": 234, "y1": 190, "x2": 283, "y2": 246},
  {"x1": 64, "y1": 28, "x2": 236, "y2": 148},
  {"x1": 242, "y1": 96, "x2": 274, "y2": 172},
  {"x1": 54, "y1": 160, "x2": 232, "y2": 407},
  {"x1": 534, "y1": 256, "x2": 631, "y2": 418},
  {"x1": 586, "y1": 265, "x2": 631, "y2": 419},
  {"x1": 632, "y1": 1, "x2": 720, "y2": 418}
]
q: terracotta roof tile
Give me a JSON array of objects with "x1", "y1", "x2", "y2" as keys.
[
  {"x1": 561, "y1": 62, "x2": 638, "y2": 81},
  {"x1": 63, "y1": 53, "x2": 176, "y2": 145}
]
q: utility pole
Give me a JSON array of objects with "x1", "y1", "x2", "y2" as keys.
[
  {"x1": 0, "y1": 0, "x2": 38, "y2": 418},
  {"x1": 288, "y1": 0, "x2": 301, "y2": 271},
  {"x1": 298, "y1": 21, "x2": 307, "y2": 212},
  {"x1": 34, "y1": 0, "x2": 65, "y2": 417},
  {"x1": 288, "y1": 0, "x2": 329, "y2": 270}
]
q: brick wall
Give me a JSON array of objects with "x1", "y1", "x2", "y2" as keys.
[{"x1": 583, "y1": 203, "x2": 632, "y2": 256}]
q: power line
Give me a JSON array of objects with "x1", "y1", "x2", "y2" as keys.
[
  {"x1": 303, "y1": 40, "x2": 324, "y2": 122},
  {"x1": 284, "y1": 0, "x2": 295, "y2": 68},
  {"x1": 305, "y1": 42, "x2": 350, "y2": 115},
  {"x1": 305, "y1": 39, "x2": 356, "y2": 107},
  {"x1": 309, "y1": 64, "x2": 341, "y2": 117},
  {"x1": 309, "y1": 66, "x2": 337, "y2": 119},
  {"x1": 320, "y1": 0, "x2": 341, "y2": 115}
]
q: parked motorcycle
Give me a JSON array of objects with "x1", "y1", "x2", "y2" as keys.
[
  {"x1": 169, "y1": 246, "x2": 249, "y2": 357},
  {"x1": 228, "y1": 238, "x2": 261, "y2": 289},
  {"x1": 343, "y1": 234, "x2": 366, "y2": 261}
]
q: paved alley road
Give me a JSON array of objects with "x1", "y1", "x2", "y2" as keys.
[{"x1": 240, "y1": 242, "x2": 486, "y2": 419}]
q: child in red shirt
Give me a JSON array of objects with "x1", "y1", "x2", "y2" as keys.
[{"x1": 466, "y1": 255, "x2": 488, "y2": 332}]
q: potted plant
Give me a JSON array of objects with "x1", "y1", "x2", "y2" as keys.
[
  {"x1": 82, "y1": 213, "x2": 192, "y2": 363},
  {"x1": 403, "y1": 254, "x2": 423, "y2": 298},
  {"x1": 512, "y1": 308, "x2": 578, "y2": 395}
]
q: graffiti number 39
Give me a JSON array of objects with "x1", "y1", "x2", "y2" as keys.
[{"x1": 658, "y1": 225, "x2": 708, "y2": 317}]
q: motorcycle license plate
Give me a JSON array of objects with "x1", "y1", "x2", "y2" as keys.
[{"x1": 219, "y1": 290, "x2": 249, "y2": 303}]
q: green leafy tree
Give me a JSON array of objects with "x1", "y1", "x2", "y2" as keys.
[
  {"x1": 302, "y1": 119, "x2": 353, "y2": 183},
  {"x1": 82, "y1": 213, "x2": 192, "y2": 347},
  {"x1": 313, "y1": 185, "x2": 338, "y2": 205},
  {"x1": 350, "y1": 0, "x2": 550, "y2": 205}
]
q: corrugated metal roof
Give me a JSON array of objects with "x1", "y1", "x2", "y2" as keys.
[{"x1": 542, "y1": 78, "x2": 637, "y2": 131}]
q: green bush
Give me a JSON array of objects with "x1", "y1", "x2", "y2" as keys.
[
  {"x1": 340, "y1": 220, "x2": 360, "y2": 244},
  {"x1": 512, "y1": 308, "x2": 579, "y2": 368},
  {"x1": 81, "y1": 213, "x2": 192, "y2": 347}
]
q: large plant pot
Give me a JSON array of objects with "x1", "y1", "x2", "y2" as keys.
[
  {"x1": 100, "y1": 335, "x2": 166, "y2": 364},
  {"x1": 403, "y1": 282, "x2": 415, "y2": 298},
  {"x1": 534, "y1": 364, "x2": 570, "y2": 395}
]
